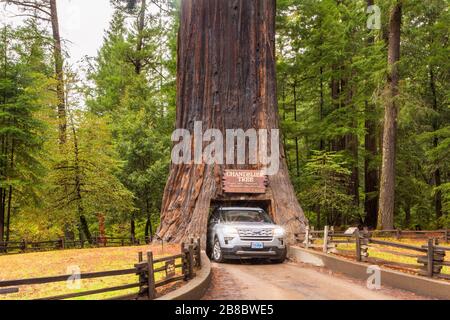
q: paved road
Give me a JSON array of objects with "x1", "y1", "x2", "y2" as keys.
[{"x1": 203, "y1": 261, "x2": 430, "y2": 300}]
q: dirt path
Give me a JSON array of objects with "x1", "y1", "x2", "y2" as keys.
[{"x1": 203, "y1": 260, "x2": 431, "y2": 300}]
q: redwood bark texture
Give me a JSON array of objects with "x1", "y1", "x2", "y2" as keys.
[
  {"x1": 378, "y1": 2, "x2": 402, "y2": 230},
  {"x1": 157, "y1": 0, "x2": 307, "y2": 245}
]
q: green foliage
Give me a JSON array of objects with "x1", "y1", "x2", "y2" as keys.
[
  {"x1": 277, "y1": 0, "x2": 449, "y2": 229},
  {"x1": 86, "y1": 0, "x2": 177, "y2": 238},
  {"x1": 299, "y1": 151, "x2": 358, "y2": 226}
]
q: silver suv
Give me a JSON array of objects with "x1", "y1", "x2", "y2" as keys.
[{"x1": 207, "y1": 207, "x2": 287, "y2": 263}]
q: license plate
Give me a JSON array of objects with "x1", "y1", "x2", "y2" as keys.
[{"x1": 251, "y1": 242, "x2": 264, "y2": 249}]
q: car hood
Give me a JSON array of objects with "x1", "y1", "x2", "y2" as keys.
[{"x1": 220, "y1": 222, "x2": 276, "y2": 229}]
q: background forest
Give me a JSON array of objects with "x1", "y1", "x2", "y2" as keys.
[{"x1": 0, "y1": 0, "x2": 448, "y2": 243}]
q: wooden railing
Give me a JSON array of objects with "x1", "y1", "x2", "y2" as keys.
[
  {"x1": 296, "y1": 227, "x2": 449, "y2": 242},
  {"x1": 0, "y1": 236, "x2": 154, "y2": 255},
  {"x1": 0, "y1": 238, "x2": 202, "y2": 300},
  {"x1": 296, "y1": 227, "x2": 449, "y2": 281}
]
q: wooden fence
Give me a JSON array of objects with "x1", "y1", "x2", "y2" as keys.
[
  {"x1": 297, "y1": 227, "x2": 449, "y2": 243},
  {"x1": 297, "y1": 227, "x2": 449, "y2": 281},
  {"x1": 0, "y1": 236, "x2": 154, "y2": 255},
  {"x1": 0, "y1": 238, "x2": 202, "y2": 300}
]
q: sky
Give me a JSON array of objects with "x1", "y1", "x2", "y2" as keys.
[{"x1": 1, "y1": 0, "x2": 114, "y2": 66}]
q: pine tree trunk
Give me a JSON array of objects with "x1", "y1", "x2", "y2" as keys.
[
  {"x1": 49, "y1": 0, "x2": 66, "y2": 145},
  {"x1": 157, "y1": 0, "x2": 307, "y2": 245},
  {"x1": 378, "y1": 2, "x2": 402, "y2": 230}
]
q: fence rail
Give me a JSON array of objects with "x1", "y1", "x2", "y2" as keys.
[
  {"x1": 0, "y1": 236, "x2": 156, "y2": 255},
  {"x1": 0, "y1": 237, "x2": 202, "y2": 300},
  {"x1": 297, "y1": 226, "x2": 449, "y2": 281}
]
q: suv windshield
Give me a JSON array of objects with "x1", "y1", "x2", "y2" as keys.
[{"x1": 220, "y1": 210, "x2": 273, "y2": 223}]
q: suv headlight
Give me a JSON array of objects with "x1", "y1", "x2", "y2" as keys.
[
  {"x1": 274, "y1": 227, "x2": 286, "y2": 237},
  {"x1": 222, "y1": 226, "x2": 239, "y2": 236}
]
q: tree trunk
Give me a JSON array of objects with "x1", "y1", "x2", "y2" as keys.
[
  {"x1": 79, "y1": 215, "x2": 91, "y2": 242},
  {"x1": 145, "y1": 198, "x2": 153, "y2": 242},
  {"x1": 70, "y1": 114, "x2": 92, "y2": 243},
  {"x1": 429, "y1": 67, "x2": 442, "y2": 223},
  {"x1": 130, "y1": 214, "x2": 136, "y2": 242},
  {"x1": 378, "y1": 2, "x2": 402, "y2": 230},
  {"x1": 134, "y1": 0, "x2": 147, "y2": 74},
  {"x1": 49, "y1": 0, "x2": 66, "y2": 145},
  {"x1": 404, "y1": 204, "x2": 411, "y2": 227},
  {"x1": 364, "y1": 0, "x2": 379, "y2": 229},
  {"x1": 364, "y1": 99, "x2": 379, "y2": 229},
  {"x1": 5, "y1": 139, "x2": 14, "y2": 242},
  {"x1": 0, "y1": 188, "x2": 4, "y2": 243},
  {"x1": 157, "y1": 0, "x2": 307, "y2": 245},
  {"x1": 293, "y1": 81, "x2": 300, "y2": 177}
]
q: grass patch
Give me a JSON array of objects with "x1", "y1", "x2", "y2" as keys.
[{"x1": 0, "y1": 244, "x2": 181, "y2": 300}]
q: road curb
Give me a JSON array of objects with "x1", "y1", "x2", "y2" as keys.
[
  {"x1": 289, "y1": 246, "x2": 450, "y2": 300},
  {"x1": 156, "y1": 251, "x2": 212, "y2": 300}
]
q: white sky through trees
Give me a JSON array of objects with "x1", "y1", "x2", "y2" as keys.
[{"x1": 1, "y1": 0, "x2": 114, "y2": 66}]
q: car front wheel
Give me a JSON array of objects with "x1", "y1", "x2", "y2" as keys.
[
  {"x1": 271, "y1": 248, "x2": 287, "y2": 264},
  {"x1": 212, "y1": 239, "x2": 225, "y2": 263}
]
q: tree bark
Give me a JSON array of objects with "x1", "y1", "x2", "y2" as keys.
[
  {"x1": 49, "y1": 0, "x2": 66, "y2": 145},
  {"x1": 70, "y1": 114, "x2": 92, "y2": 243},
  {"x1": 404, "y1": 204, "x2": 411, "y2": 227},
  {"x1": 293, "y1": 81, "x2": 300, "y2": 177},
  {"x1": 134, "y1": 0, "x2": 147, "y2": 74},
  {"x1": 364, "y1": 99, "x2": 379, "y2": 229},
  {"x1": 378, "y1": 1, "x2": 402, "y2": 230},
  {"x1": 364, "y1": 0, "x2": 379, "y2": 229},
  {"x1": 130, "y1": 214, "x2": 136, "y2": 242},
  {"x1": 157, "y1": 0, "x2": 307, "y2": 245}
]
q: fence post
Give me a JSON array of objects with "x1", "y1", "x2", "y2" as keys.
[
  {"x1": 355, "y1": 230, "x2": 361, "y2": 262},
  {"x1": 59, "y1": 237, "x2": 65, "y2": 250},
  {"x1": 188, "y1": 244, "x2": 195, "y2": 280},
  {"x1": 323, "y1": 226, "x2": 329, "y2": 253},
  {"x1": 396, "y1": 229, "x2": 401, "y2": 240},
  {"x1": 147, "y1": 252, "x2": 156, "y2": 299},
  {"x1": 21, "y1": 239, "x2": 27, "y2": 253},
  {"x1": 181, "y1": 242, "x2": 188, "y2": 281},
  {"x1": 303, "y1": 226, "x2": 310, "y2": 249},
  {"x1": 427, "y1": 238, "x2": 434, "y2": 277},
  {"x1": 445, "y1": 230, "x2": 448, "y2": 243},
  {"x1": 196, "y1": 238, "x2": 202, "y2": 267}
]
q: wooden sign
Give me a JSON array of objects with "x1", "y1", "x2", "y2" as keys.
[
  {"x1": 223, "y1": 170, "x2": 268, "y2": 194},
  {"x1": 165, "y1": 260, "x2": 176, "y2": 278}
]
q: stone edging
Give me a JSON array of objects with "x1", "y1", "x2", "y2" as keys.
[
  {"x1": 289, "y1": 246, "x2": 450, "y2": 300},
  {"x1": 156, "y1": 251, "x2": 212, "y2": 300}
]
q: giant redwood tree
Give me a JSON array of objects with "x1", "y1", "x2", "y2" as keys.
[{"x1": 157, "y1": 0, "x2": 307, "y2": 244}]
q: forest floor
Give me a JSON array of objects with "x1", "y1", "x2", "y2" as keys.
[{"x1": 0, "y1": 244, "x2": 181, "y2": 300}]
